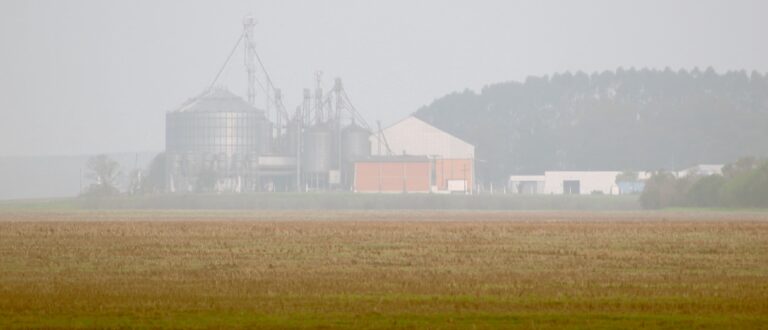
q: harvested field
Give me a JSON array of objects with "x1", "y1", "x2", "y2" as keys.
[{"x1": 1, "y1": 210, "x2": 767, "y2": 329}]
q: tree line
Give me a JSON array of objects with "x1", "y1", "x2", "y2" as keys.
[
  {"x1": 414, "y1": 68, "x2": 768, "y2": 184},
  {"x1": 640, "y1": 157, "x2": 768, "y2": 209}
]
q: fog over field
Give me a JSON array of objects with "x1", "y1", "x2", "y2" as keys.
[
  {"x1": 1, "y1": 0, "x2": 767, "y2": 201},
  {"x1": 1, "y1": 0, "x2": 766, "y2": 156},
  {"x1": 1, "y1": 1, "x2": 767, "y2": 328}
]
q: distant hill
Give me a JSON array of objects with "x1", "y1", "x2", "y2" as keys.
[{"x1": 414, "y1": 68, "x2": 768, "y2": 183}]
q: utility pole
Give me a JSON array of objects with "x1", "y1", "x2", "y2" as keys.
[
  {"x1": 462, "y1": 163, "x2": 468, "y2": 194},
  {"x1": 296, "y1": 107, "x2": 302, "y2": 192}
]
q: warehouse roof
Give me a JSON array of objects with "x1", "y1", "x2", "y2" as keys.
[
  {"x1": 370, "y1": 116, "x2": 474, "y2": 159},
  {"x1": 355, "y1": 155, "x2": 431, "y2": 163}
]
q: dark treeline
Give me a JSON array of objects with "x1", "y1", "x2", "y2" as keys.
[
  {"x1": 640, "y1": 157, "x2": 768, "y2": 209},
  {"x1": 415, "y1": 68, "x2": 768, "y2": 184}
]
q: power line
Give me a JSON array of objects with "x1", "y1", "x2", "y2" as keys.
[{"x1": 207, "y1": 31, "x2": 245, "y2": 91}]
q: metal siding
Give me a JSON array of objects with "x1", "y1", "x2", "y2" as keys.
[
  {"x1": 302, "y1": 124, "x2": 334, "y2": 174},
  {"x1": 354, "y1": 161, "x2": 431, "y2": 193},
  {"x1": 404, "y1": 162, "x2": 431, "y2": 192},
  {"x1": 164, "y1": 89, "x2": 270, "y2": 193},
  {"x1": 435, "y1": 159, "x2": 473, "y2": 192}
]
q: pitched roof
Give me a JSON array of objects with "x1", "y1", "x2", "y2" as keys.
[
  {"x1": 383, "y1": 116, "x2": 474, "y2": 147},
  {"x1": 371, "y1": 115, "x2": 475, "y2": 159}
]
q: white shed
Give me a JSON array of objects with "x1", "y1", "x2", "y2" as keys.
[
  {"x1": 509, "y1": 171, "x2": 624, "y2": 195},
  {"x1": 542, "y1": 171, "x2": 621, "y2": 195}
]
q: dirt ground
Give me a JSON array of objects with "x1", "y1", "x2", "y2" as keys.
[{"x1": 1, "y1": 210, "x2": 767, "y2": 329}]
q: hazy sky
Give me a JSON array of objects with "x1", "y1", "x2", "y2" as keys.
[{"x1": 0, "y1": 0, "x2": 766, "y2": 156}]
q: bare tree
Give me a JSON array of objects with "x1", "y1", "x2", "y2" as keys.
[{"x1": 83, "y1": 155, "x2": 121, "y2": 196}]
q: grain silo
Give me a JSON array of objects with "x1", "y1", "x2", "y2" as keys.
[
  {"x1": 166, "y1": 88, "x2": 271, "y2": 193},
  {"x1": 301, "y1": 123, "x2": 334, "y2": 189},
  {"x1": 340, "y1": 123, "x2": 371, "y2": 188}
]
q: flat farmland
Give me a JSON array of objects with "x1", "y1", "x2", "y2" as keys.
[{"x1": 1, "y1": 211, "x2": 767, "y2": 329}]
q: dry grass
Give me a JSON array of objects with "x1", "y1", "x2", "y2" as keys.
[{"x1": 1, "y1": 210, "x2": 767, "y2": 329}]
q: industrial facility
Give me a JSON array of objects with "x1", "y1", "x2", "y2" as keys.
[{"x1": 165, "y1": 17, "x2": 475, "y2": 194}]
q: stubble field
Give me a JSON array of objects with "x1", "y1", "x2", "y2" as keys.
[{"x1": 1, "y1": 210, "x2": 767, "y2": 329}]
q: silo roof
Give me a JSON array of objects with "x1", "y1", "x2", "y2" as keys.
[
  {"x1": 342, "y1": 122, "x2": 370, "y2": 133},
  {"x1": 173, "y1": 88, "x2": 264, "y2": 113}
]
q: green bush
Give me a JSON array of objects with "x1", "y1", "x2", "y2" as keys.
[
  {"x1": 686, "y1": 175, "x2": 726, "y2": 207},
  {"x1": 640, "y1": 158, "x2": 768, "y2": 209},
  {"x1": 721, "y1": 161, "x2": 768, "y2": 208},
  {"x1": 640, "y1": 172, "x2": 682, "y2": 209}
]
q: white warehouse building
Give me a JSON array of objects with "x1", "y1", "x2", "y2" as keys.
[
  {"x1": 509, "y1": 171, "x2": 652, "y2": 195},
  {"x1": 509, "y1": 164, "x2": 724, "y2": 196}
]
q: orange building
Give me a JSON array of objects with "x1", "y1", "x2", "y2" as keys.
[
  {"x1": 353, "y1": 156, "x2": 431, "y2": 193},
  {"x1": 434, "y1": 159, "x2": 473, "y2": 193},
  {"x1": 361, "y1": 116, "x2": 475, "y2": 194}
]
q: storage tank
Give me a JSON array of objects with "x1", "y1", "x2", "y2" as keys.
[
  {"x1": 165, "y1": 88, "x2": 271, "y2": 156},
  {"x1": 284, "y1": 119, "x2": 301, "y2": 156},
  {"x1": 256, "y1": 119, "x2": 273, "y2": 155},
  {"x1": 165, "y1": 88, "x2": 271, "y2": 193},
  {"x1": 341, "y1": 123, "x2": 371, "y2": 162},
  {"x1": 302, "y1": 123, "x2": 334, "y2": 174}
]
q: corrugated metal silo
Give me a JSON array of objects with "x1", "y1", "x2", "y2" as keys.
[
  {"x1": 166, "y1": 88, "x2": 270, "y2": 156},
  {"x1": 257, "y1": 120, "x2": 273, "y2": 155},
  {"x1": 165, "y1": 88, "x2": 271, "y2": 193},
  {"x1": 302, "y1": 123, "x2": 334, "y2": 174},
  {"x1": 341, "y1": 123, "x2": 371, "y2": 163},
  {"x1": 285, "y1": 120, "x2": 301, "y2": 156}
]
